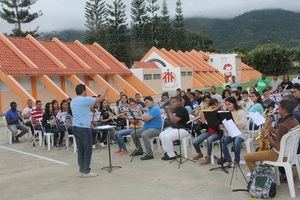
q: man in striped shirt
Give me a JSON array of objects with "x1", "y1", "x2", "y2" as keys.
[{"x1": 31, "y1": 100, "x2": 44, "y2": 131}]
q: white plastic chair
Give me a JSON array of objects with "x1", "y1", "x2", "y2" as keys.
[
  {"x1": 209, "y1": 140, "x2": 220, "y2": 165},
  {"x1": 263, "y1": 126, "x2": 300, "y2": 198},
  {"x1": 63, "y1": 115, "x2": 77, "y2": 153},
  {"x1": 244, "y1": 117, "x2": 262, "y2": 153},
  {"x1": 124, "y1": 119, "x2": 134, "y2": 147},
  {"x1": 2, "y1": 116, "x2": 12, "y2": 144},
  {"x1": 30, "y1": 117, "x2": 43, "y2": 146},
  {"x1": 38, "y1": 119, "x2": 54, "y2": 151},
  {"x1": 188, "y1": 115, "x2": 197, "y2": 155},
  {"x1": 150, "y1": 115, "x2": 165, "y2": 153}
]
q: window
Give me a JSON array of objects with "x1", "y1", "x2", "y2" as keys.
[
  {"x1": 153, "y1": 74, "x2": 161, "y2": 80},
  {"x1": 187, "y1": 72, "x2": 192, "y2": 76},
  {"x1": 181, "y1": 71, "x2": 187, "y2": 76},
  {"x1": 144, "y1": 74, "x2": 152, "y2": 80}
]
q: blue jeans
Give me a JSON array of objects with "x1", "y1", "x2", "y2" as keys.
[
  {"x1": 192, "y1": 132, "x2": 221, "y2": 156},
  {"x1": 73, "y1": 126, "x2": 92, "y2": 174},
  {"x1": 114, "y1": 128, "x2": 133, "y2": 150},
  {"x1": 34, "y1": 124, "x2": 43, "y2": 132},
  {"x1": 222, "y1": 136, "x2": 245, "y2": 163}
]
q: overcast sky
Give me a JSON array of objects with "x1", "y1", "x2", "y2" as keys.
[{"x1": 0, "y1": 0, "x2": 300, "y2": 34}]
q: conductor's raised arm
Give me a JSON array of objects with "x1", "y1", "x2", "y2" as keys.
[{"x1": 95, "y1": 88, "x2": 109, "y2": 103}]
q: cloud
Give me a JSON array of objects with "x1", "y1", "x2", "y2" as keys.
[{"x1": 0, "y1": 0, "x2": 299, "y2": 33}]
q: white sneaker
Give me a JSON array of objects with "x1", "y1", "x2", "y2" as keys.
[
  {"x1": 99, "y1": 142, "x2": 106, "y2": 147},
  {"x1": 92, "y1": 145, "x2": 96, "y2": 149},
  {"x1": 82, "y1": 172, "x2": 98, "y2": 178},
  {"x1": 78, "y1": 173, "x2": 83, "y2": 177}
]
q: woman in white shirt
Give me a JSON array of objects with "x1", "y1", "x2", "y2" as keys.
[{"x1": 221, "y1": 97, "x2": 248, "y2": 166}]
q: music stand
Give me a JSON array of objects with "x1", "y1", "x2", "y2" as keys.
[
  {"x1": 230, "y1": 161, "x2": 248, "y2": 192},
  {"x1": 126, "y1": 109, "x2": 145, "y2": 162},
  {"x1": 96, "y1": 125, "x2": 121, "y2": 173},
  {"x1": 204, "y1": 110, "x2": 233, "y2": 174}
]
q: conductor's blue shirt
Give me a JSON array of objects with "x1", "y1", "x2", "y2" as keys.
[{"x1": 71, "y1": 96, "x2": 96, "y2": 128}]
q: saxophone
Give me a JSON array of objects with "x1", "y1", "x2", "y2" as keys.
[{"x1": 255, "y1": 109, "x2": 273, "y2": 151}]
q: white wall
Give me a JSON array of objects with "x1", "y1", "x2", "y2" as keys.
[
  {"x1": 209, "y1": 54, "x2": 238, "y2": 80},
  {"x1": 130, "y1": 68, "x2": 143, "y2": 81},
  {"x1": 143, "y1": 52, "x2": 182, "y2": 91}
]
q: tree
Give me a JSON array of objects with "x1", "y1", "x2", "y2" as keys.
[
  {"x1": 157, "y1": 0, "x2": 172, "y2": 49},
  {"x1": 244, "y1": 44, "x2": 292, "y2": 76},
  {"x1": 130, "y1": 0, "x2": 149, "y2": 40},
  {"x1": 173, "y1": 0, "x2": 186, "y2": 50},
  {"x1": 84, "y1": 0, "x2": 107, "y2": 45},
  {"x1": 185, "y1": 31, "x2": 213, "y2": 51},
  {"x1": 130, "y1": 0, "x2": 150, "y2": 61},
  {"x1": 146, "y1": 0, "x2": 160, "y2": 46},
  {"x1": 0, "y1": 0, "x2": 42, "y2": 37},
  {"x1": 290, "y1": 46, "x2": 300, "y2": 64},
  {"x1": 106, "y1": 0, "x2": 130, "y2": 64}
]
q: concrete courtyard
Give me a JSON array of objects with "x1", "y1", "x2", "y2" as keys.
[{"x1": 0, "y1": 126, "x2": 299, "y2": 200}]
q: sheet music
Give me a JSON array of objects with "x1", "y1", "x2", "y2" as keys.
[
  {"x1": 222, "y1": 119, "x2": 242, "y2": 138},
  {"x1": 248, "y1": 112, "x2": 265, "y2": 126},
  {"x1": 95, "y1": 125, "x2": 116, "y2": 129}
]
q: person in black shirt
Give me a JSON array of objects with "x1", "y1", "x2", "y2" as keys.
[
  {"x1": 280, "y1": 74, "x2": 293, "y2": 90},
  {"x1": 42, "y1": 102, "x2": 65, "y2": 149},
  {"x1": 160, "y1": 96, "x2": 190, "y2": 160},
  {"x1": 99, "y1": 100, "x2": 115, "y2": 146}
]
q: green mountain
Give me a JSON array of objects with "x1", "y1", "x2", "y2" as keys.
[
  {"x1": 40, "y1": 29, "x2": 85, "y2": 42},
  {"x1": 184, "y1": 9, "x2": 300, "y2": 50}
]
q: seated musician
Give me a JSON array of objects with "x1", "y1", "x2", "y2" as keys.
[
  {"x1": 56, "y1": 100, "x2": 73, "y2": 133},
  {"x1": 42, "y1": 102, "x2": 65, "y2": 149},
  {"x1": 159, "y1": 92, "x2": 170, "y2": 109},
  {"x1": 98, "y1": 100, "x2": 115, "y2": 146},
  {"x1": 192, "y1": 98, "x2": 222, "y2": 164},
  {"x1": 160, "y1": 96, "x2": 190, "y2": 161},
  {"x1": 114, "y1": 98, "x2": 142, "y2": 156},
  {"x1": 130, "y1": 96, "x2": 162, "y2": 160},
  {"x1": 221, "y1": 97, "x2": 247, "y2": 166},
  {"x1": 244, "y1": 99, "x2": 299, "y2": 172},
  {"x1": 56, "y1": 99, "x2": 73, "y2": 145},
  {"x1": 5, "y1": 102, "x2": 29, "y2": 143},
  {"x1": 116, "y1": 94, "x2": 129, "y2": 129}
]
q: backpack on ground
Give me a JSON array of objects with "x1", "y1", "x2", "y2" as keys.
[{"x1": 247, "y1": 165, "x2": 276, "y2": 199}]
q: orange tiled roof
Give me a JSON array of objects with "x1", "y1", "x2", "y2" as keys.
[
  {"x1": 39, "y1": 40, "x2": 90, "y2": 74},
  {"x1": 241, "y1": 62, "x2": 254, "y2": 70},
  {"x1": 8, "y1": 37, "x2": 69, "y2": 75},
  {"x1": 63, "y1": 43, "x2": 108, "y2": 73},
  {"x1": 0, "y1": 35, "x2": 131, "y2": 76},
  {"x1": 0, "y1": 40, "x2": 37, "y2": 75},
  {"x1": 85, "y1": 44, "x2": 131, "y2": 74},
  {"x1": 131, "y1": 61, "x2": 158, "y2": 69}
]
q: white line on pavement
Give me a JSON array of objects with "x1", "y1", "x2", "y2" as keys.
[{"x1": 0, "y1": 145, "x2": 69, "y2": 166}]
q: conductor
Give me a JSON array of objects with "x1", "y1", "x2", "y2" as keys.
[{"x1": 71, "y1": 84, "x2": 107, "y2": 178}]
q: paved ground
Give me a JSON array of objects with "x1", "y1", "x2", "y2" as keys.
[{"x1": 0, "y1": 126, "x2": 299, "y2": 200}]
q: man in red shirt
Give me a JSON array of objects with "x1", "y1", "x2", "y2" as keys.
[{"x1": 31, "y1": 100, "x2": 44, "y2": 131}]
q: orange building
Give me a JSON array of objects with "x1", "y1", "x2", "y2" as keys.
[{"x1": 0, "y1": 34, "x2": 157, "y2": 114}]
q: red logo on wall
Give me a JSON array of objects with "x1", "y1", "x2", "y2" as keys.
[
  {"x1": 223, "y1": 63, "x2": 233, "y2": 78},
  {"x1": 162, "y1": 69, "x2": 175, "y2": 83}
]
